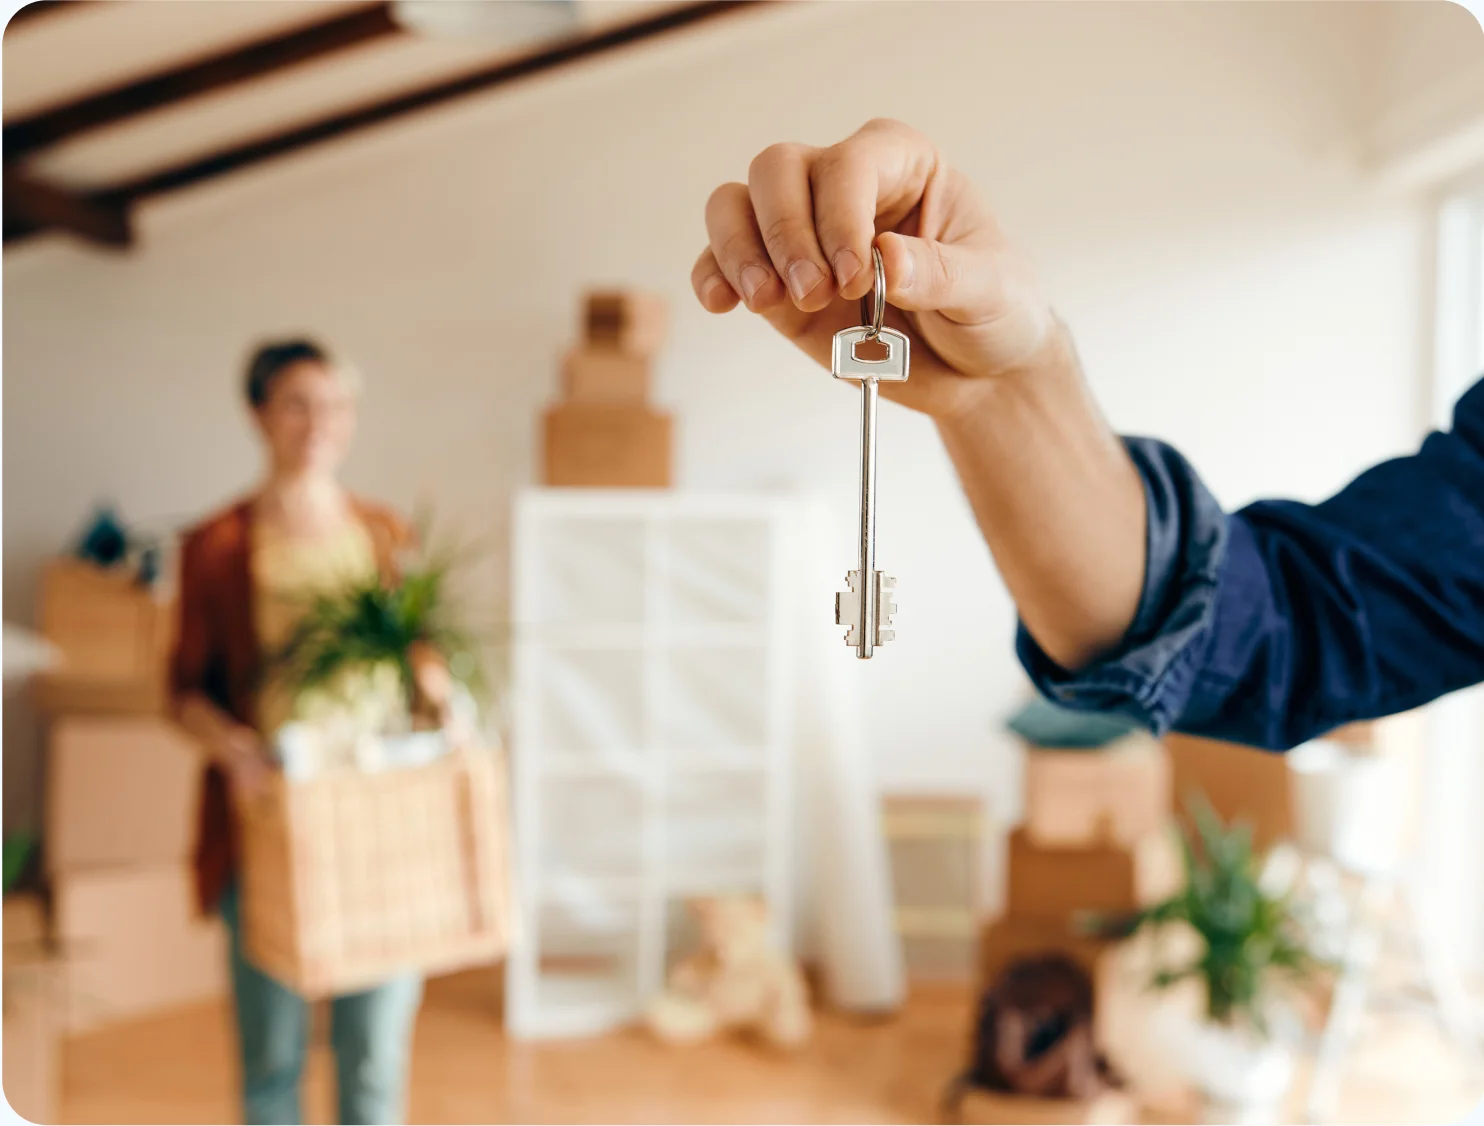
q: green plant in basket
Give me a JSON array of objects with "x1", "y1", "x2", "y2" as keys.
[
  {"x1": 273, "y1": 529, "x2": 488, "y2": 726},
  {"x1": 1088, "y1": 795, "x2": 1318, "y2": 1032}
]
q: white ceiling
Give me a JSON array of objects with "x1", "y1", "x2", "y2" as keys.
[{"x1": 4, "y1": 0, "x2": 680, "y2": 191}]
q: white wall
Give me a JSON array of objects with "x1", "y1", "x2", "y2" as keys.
[{"x1": 4, "y1": 2, "x2": 1470, "y2": 836}]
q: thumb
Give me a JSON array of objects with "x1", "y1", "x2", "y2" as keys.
[{"x1": 877, "y1": 230, "x2": 1000, "y2": 320}]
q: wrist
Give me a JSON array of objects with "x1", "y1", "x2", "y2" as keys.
[
  {"x1": 935, "y1": 317, "x2": 1085, "y2": 432},
  {"x1": 216, "y1": 724, "x2": 261, "y2": 765}
]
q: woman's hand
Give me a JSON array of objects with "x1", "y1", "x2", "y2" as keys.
[
  {"x1": 693, "y1": 118, "x2": 1060, "y2": 420},
  {"x1": 216, "y1": 723, "x2": 273, "y2": 800},
  {"x1": 408, "y1": 642, "x2": 478, "y2": 745}
]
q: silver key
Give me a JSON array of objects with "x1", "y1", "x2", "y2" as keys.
[{"x1": 833, "y1": 248, "x2": 909, "y2": 659}]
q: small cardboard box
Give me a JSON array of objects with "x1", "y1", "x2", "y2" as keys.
[
  {"x1": 542, "y1": 403, "x2": 672, "y2": 488},
  {"x1": 35, "y1": 559, "x2": 173, "y2": 715},
  {"x1": 583, "y1": 290, "x2": 668, "y2": 355},
  {"x1": 948, "y1": 1087, "x2": 1136, "y2": 1125},
  {"x1": 45, "y1": 717, "x2": 202, "y2": 875},
  {"x1": 1023, "y1": 735, "x2": 1169, "y2": 848},
  {"x1": 1163, "y1": 731, "x2": 1294, "y2": 853},
  {"x1": 1005, "y1": 828, "x2": 1180, "y2": 922},
  {"x1": 53, "y1": 865, "x2": 227, "y2": 1033},
  {"x1": 977, "y1": 915, "x2": 1119, "y2": 993},
  {"x1": 561, "y1": 348, "x2": 651, "y2": 404}
]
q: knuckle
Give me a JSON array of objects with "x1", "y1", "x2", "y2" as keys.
[
  {"x1": 810, "y1": 144, "x2": 853, "y2": 185},
  {"x1": 716, "y1": 227, "x2": 761, "y2": 266},
  {"x1": 705, "y1": 181, "x2": 747, "y2": 220},
  {"x1": 759, "y1": 214, "x2": 805, "y2": 257},
  {"x1": 860, "y1": 116, "x2": 908, "y2": 138},
  {"x1": 930, "y1": 242, "x2": 960, "y2": 288},
  {"x1": 748, "y1": 142, "x2": 804, "y2": 182}
]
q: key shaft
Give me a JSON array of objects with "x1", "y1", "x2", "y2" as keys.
[{"x1": 856, "y1": 377, "x2": 879, "y2": 659}]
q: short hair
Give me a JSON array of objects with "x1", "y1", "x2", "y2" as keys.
[{"x1": 244, "y1": 338, "x2": 332, "y2": 408}]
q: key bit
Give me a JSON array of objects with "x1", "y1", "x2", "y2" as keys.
[
  {"x1": 835, "y1": 570, "x2": 864, "y2": 647},
  {"x1": 876, "y1": 574, "x2": 897, "y2": 644},
  {"x1": 836, "y1": 571, "x2": 897, "y2": 649}
]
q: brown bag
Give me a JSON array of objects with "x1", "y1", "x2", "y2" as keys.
[{"x1": 945, "y1": 954, "x2": 1117, "y2": 1110}]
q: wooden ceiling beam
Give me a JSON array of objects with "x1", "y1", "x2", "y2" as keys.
[
  {"x1": 4, "y1": 168, "x2": 131, "y2": 248},
  {"x1": 106, "y1": 0, "x2": 760, "y2": 203},
  {"x1": 4, "y1": 1, "x2": 764, "y2": 250},
  {"x1": 4, "y1": 2, "x2": 400, "y2": 160}
]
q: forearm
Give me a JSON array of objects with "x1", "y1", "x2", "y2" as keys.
[{"x1": 936, "y1": 327, "x2": 1147, "y2": 671}]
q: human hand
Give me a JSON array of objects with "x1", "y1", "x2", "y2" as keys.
[
  {"x1": 217, "y1": 724, "x2": 273, "y2": 800},
  {"x1": 694, "y1": 118, "x2": 1061, "y2": 420}
]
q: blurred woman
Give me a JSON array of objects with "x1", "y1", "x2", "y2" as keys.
[{"x1": 171, "y1": 339, "x2": 443, "y2": 1125}]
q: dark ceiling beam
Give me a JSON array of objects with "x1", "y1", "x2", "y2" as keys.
[
  {"x1": 105, "y1": 0, "x2": 761, "y2": 204},
  {"x1": 4, "y1": 168, "x2": 131, "y2": 248},
  {"x1": 5, "y1": 2, "x2": 400, "y2": 160}
]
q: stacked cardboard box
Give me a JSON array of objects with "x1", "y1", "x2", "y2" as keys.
[
  {"x1": 46, "y1": 718, "x2": 227, "y2": 1032},
  {"x1": 35, "y1": 561, "x2": 229, "y2": 1032},
  {"x1": 963, "y1": 733, "x2": 1176, "y2": 1125},
  {"x1": 34, "y1": 559, "x2": 173, "y2": 715},
  {"x1": 982, "y1": 734, "x2": 1176, "y2": 990},
  {"x1": 542, "y1": 290, "x2": 673, "y2": 487}
]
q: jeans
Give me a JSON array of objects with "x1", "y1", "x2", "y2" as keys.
[{"x1": 220, "y1": 886, "x2": 423, "y2": 1125}]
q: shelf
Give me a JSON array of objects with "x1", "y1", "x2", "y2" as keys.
[{"x1": 510, "y1": 492, "x2": 797, "y2": 1040}]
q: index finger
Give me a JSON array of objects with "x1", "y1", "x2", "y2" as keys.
[{"x1": 810, "y1": 118, "x2": 942, "y2": 300}]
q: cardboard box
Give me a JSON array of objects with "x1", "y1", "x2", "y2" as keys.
[
  {"x1": 4, "y1": 894, "x2": 62, "y2": 1123},
  {"x1": 542, "y1": 403, "x2": 672, "y2": 488},
  {"x1": 978, "y1": 915, "x2": 1119, "y2": 993},
  {"x1": 4, "y1": 893, "x2": 47, "y2": 948},
  {"x1": 1022, "y1": 735, "x2": 1169, "y2": 848},
  {"x1": 583, "y1": 290, "x2": 668, "y2": 355},
  {"x1": 53, "y1": 865, "x2": 227, "y2": 1032},
  {"x1": 1005, "y1": 829, "x2": 1180, "y2": 922},
  {"x1": 45, "y1": 716, "x2": 201, "y2": 875},
  {"x1": 3, "y1": 961, "x2": 61, "y2": 1124},
  {"x1": 561, "y1": 347, "x2": 651, "y2": 404},
  {"x1": 948, "y1": 1087, "x2": 1136, "y2": 1125},
  {"x1": 1163, "y1": 731, "x2": 1294, "y2": 853},
  {"x1": 35, "y1": 559, "x2": 172, "y2": 714},
  {"x1": 239, "y1": 749, "x2": 510, "y2": 998}
]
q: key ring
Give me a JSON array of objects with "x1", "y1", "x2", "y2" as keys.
[{"x1": 859, "y1": 245, "x2": 885, "y2": 340}]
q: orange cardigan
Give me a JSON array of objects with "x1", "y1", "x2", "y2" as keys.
[{"x1": 170, "y1": 496, "x2": 411, "y2": 914}]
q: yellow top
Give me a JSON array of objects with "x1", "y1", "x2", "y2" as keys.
[{"x1": 252, "y1": 518, "x2": 402, "y2": 738}]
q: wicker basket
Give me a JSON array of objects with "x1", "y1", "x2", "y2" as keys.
[{"x1": 239, "y1": 747, "x2": 510, "y2": 998}]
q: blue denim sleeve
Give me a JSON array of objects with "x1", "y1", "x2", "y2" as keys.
[{"x1": 1017, "y1": 377, "x2": 1484, "y2": 750}]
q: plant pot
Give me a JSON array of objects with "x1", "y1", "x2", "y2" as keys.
[{"x1": 1154, "y1": 1007, "x2": 1296, "y2": 1125}]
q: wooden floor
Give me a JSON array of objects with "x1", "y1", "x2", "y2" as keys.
[{"x1": 58, "y1": 970, "x2": 1484, "y2": 1125}]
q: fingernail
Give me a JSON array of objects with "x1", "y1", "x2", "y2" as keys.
[
  {"x1": 897, "y1": 248, "x2": 916, "y2": 291},
  {"x1": 832, "y1": 249, "x2": 862, "y2": 289},
  {"x1": 740, "y1": 264, "x2": 770, "y2": 304},
  {"x1": 701, "y1": 275, "x2": 729, "y2": 307},
  {"x1": 786, "y1": 259, "x2": 824, "y2": 302}
]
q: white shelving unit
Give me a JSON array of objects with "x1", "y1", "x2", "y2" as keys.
[{"x1": 505, "y1": 489, "x2": 801, "y2": 1039}]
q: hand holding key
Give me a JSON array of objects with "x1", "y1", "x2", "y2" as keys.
[{"x1": 692, "y1": 118, "x2": 1060, "y2": 421}]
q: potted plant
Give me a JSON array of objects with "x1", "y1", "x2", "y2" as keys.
[
  {"x1": 1092, "y1": 798, "x2": 1318, "y2": 1125},
  {"x1": 272, "y1": 535, "x2": 496, "y2": 775}
]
